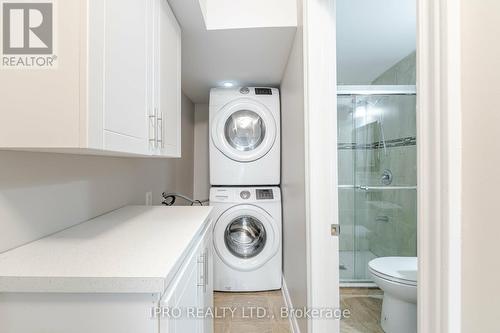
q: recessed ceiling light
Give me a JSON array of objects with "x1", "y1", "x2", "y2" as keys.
[{"x1": 222, "y1": 82, "x2": 234, "y2": 87}]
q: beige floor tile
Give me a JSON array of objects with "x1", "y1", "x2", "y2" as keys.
[
  {"x1": 214, "y1": 290, "x2": 291, "y2": 333},
  {"x1": 272, "y1": 319, "x2": 292, "y2": 333},
  {"x1": 214, "y1": 319, "x2": 230, "y2": 333},
  {"x1": 340, "y1": 287, "x2": 384, "y2": 333},
  {"x1": 340, "y1": 287, "x2": 384, "y2": 296},
  {"x1": 228, "y1": 320, "x2": 274, "y2": 333}
]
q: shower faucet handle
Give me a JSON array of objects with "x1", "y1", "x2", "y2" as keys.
[{"x1": 380, "y1": 169, "x2": 393, "y2": 185}]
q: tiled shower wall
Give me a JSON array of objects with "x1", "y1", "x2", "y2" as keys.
[
  {"x1": 338, "y1": 51, "x2": 417, "y2": 279},
  {"x1": 372, "y1": 51, "x2": 416, "y2": 85}
]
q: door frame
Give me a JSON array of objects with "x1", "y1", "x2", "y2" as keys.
[
  {"x1": 303, "y1": 0, "x2": 339, "y2": 332},
  {"x1": 303, "y1": 0, "x2": 462, "y2": 332},
  {"x1": 417, "y1": 0, "x2": 462, "y2": 332}
]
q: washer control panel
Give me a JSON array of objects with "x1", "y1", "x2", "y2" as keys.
[
  {"x1": 256, "y1": 189, "x2": 274, "y2": 200},
  {"x1": 210, "y1": 187, "x2": 280, "y2": 203}
]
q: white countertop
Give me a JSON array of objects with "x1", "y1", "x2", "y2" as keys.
[{"x1": 0, "y1": 206, "x2": 213, "y2": 294}]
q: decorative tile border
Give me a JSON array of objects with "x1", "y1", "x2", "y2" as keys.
[{"x1": 338, "y1": 136, "x2": 416, "y2": 150}]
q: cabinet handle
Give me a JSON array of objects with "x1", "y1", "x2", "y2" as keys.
[
  {"x1": 197, "y1": 253, "x2": 205, "y2": 288},
  {"x1": 148, "y1": 113, "x2": 157, "y2": 148},
  {"x1": 204, "y1": 249, "x2": 208, "y2": 293},
  {"x1": 197, "y1": 251, "x2": 208, "y2": 292},
  {"x1": 156, "y1": 112, "x2": 164, "y2": 148}
]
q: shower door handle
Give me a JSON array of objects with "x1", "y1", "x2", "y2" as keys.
[{"x1": 358, "y1": 185, "x2": 417, "y2": 191}]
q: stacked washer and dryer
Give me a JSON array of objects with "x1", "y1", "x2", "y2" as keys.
[{"x1": 209, "y1": 87, "x2": 282, "y2": 292}]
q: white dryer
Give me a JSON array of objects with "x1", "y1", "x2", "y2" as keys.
[
  {"x1": 210, "y1": 187, "x2": 282, "y2": 291},
  {"x1": 209, "y1": 87, "x2": 280, "y2": 186}
]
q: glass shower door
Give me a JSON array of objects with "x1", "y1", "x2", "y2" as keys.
[
  {"x1": 337, "y1": 95, "x2": 356, "y2": 281},
  {"x1": 337, "y1": 94, "x2": 377, "y2": 282},
  {"x1": 351, "y1": 95, "x2": 388, "y2": 281},
  {"x1": 337, "y1": 87, "x2": 417, "y2": 283}
]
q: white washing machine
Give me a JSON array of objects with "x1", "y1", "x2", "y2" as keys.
[
  {"x1": 210, "y1": 186, "x2": 282, "y2": 291},
  {"x1": 209, "y1": 87, "x2": 281, "y2": 186}
]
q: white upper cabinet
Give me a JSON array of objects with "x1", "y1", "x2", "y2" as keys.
[
  {"x1": 102, "y1": 0, "x2": 151, "y2": 155},
  {"x1": 155, "y1": 0, "x2": 182, "y2": 157},
  {"x1": 0, "y1": 0, "x2": 181, "y2": 157}
]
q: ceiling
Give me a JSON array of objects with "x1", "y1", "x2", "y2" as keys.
[
  {"x1": 168, "y1": 0, "x2": 415, "y2": 103},
  {"x1": 168, "y1": 0, "x2": 297, "y2": 104},
  {"x1": 336, "y1": 0, "x2": 416, "y2": 84}
]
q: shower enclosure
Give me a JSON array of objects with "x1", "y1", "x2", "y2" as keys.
[{"x1": 337, "y1": 85, "x2": 417, "y2": 283}]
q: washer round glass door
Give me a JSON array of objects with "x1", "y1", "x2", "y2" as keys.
[
  {"x1": 214, "y1": 205, "x2": 279, "y2": 271},
  {"x1": 224, "y1": 215, "x2": 267, "y2": 258},
  {"x1": 212, "y1": 99, "x2": 277, "y2": 162}
]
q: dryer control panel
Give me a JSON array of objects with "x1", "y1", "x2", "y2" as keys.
[{"x1": 254, "y1": 88, "x2": 273, "y2": 95}]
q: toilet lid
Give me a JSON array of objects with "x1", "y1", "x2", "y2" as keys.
[{"x1": 369, "y1": 257, "x2": 417, "y2": 285}]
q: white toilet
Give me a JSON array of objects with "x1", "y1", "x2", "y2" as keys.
[{"x1": 368, "y1": 257, "x2": 417, "y2": 333}]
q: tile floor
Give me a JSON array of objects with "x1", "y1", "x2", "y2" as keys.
[
  {"x1": 214, "y1": 290, "x2": 291, "y2": 333},
  {"x1": 340, "y1": 287, "x2": 384, "y2": 333},
  {"x1": 213, "y1": 287, "x2": 382, "y2": 333}
]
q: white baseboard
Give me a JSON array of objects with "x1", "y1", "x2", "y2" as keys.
[{"x1": 281, "y1": 276, "x2": 301, "y2": 333}]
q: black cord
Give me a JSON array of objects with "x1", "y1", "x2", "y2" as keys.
[
  {"x1": 161, "y1": 192, "x2": 205, "y2": 206},
  {"x1": 162, "y1": 194, "x2": 177, "y2": 206}
]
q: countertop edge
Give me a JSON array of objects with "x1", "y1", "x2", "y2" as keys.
[
  {"x1": 0, "y1": 206, "x2": 214, "y2": 294},
  {"x1": 0, "y1": 276, "x2": 166, "y2": 294}
]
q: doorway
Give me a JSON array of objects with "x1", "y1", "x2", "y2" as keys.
[{"x1": 335, "y1": 1, "x2": 417, "y2": 332}]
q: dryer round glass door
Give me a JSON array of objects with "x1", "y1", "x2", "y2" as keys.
[
  {"x1": 214, "y1": 204, "x2": 280, "y2": 271},
  {"x1": 224, "y1": 110, "x2": 266, "y2": 152},
  {"x1": 212, "y1": 99, "x2": 277, "y2": 162}
]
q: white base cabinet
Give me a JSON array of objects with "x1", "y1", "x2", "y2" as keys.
[
  {"x1": 0, "y1": 0, "x2": 181, "y2": 157},
  {"x1": 0, "y1": 293, "x2": 159, "y2": 333},
  {"x1": 0, "y1": 222, "x2": 213, "y2": 333},
  {"x1": 160, "y1": 223, "x2": 213, "y2": 333}
]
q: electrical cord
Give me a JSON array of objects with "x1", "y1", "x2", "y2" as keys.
[{"x1": 161, "y1": 192, "x2": 208, "y2": 206}]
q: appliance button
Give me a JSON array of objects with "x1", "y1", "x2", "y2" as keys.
[
  {"x1": 240, "y1": 87, "x2": 250, "y2": 94},
  {"x1": 240, "y1": 190, "x2": 251, "y2": 199}
]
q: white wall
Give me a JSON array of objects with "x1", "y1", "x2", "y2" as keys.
[
  {"x1": 193, "y1": 104, "x2": 210, "y2": 201},
  {"x1": 174, "y1": 94, "x2": 196, "y2": 198},
  {"x1": 0, "y1": 94, "x2": 195, "y2": 253},
  {"x1": 280, "y1": 0, "x2": 307, "y2": 331},
  {"x1": 461, "y1": 1, "x2": 500, "y2": 331},
  {"x1": 336, "y1": 0, "x2": 416, "y2": 85}
]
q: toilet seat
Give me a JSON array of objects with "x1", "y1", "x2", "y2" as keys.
[{"x1": 368, "y1": 257, "x2": 417, "y2": 286}]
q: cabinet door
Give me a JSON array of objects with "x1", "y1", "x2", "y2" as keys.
[
  {"x1": 160, "y1": 228, "x2": 214, "y2": 333},
  {"x1": 160, "y1": 244, "x2": 202, "y2": 333},
  {"x1": 103, "y1": 0, "x2": 152, "y2": 155},
  {"x1": 0, "y1": 0, "x2": 81, "y2": 148},
  {"x1": 155, "y1": 0, "x2": 182, "y2": 157},
  {"x1": 174, "y1": 257, "x2": 200, "y2": 333}
]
